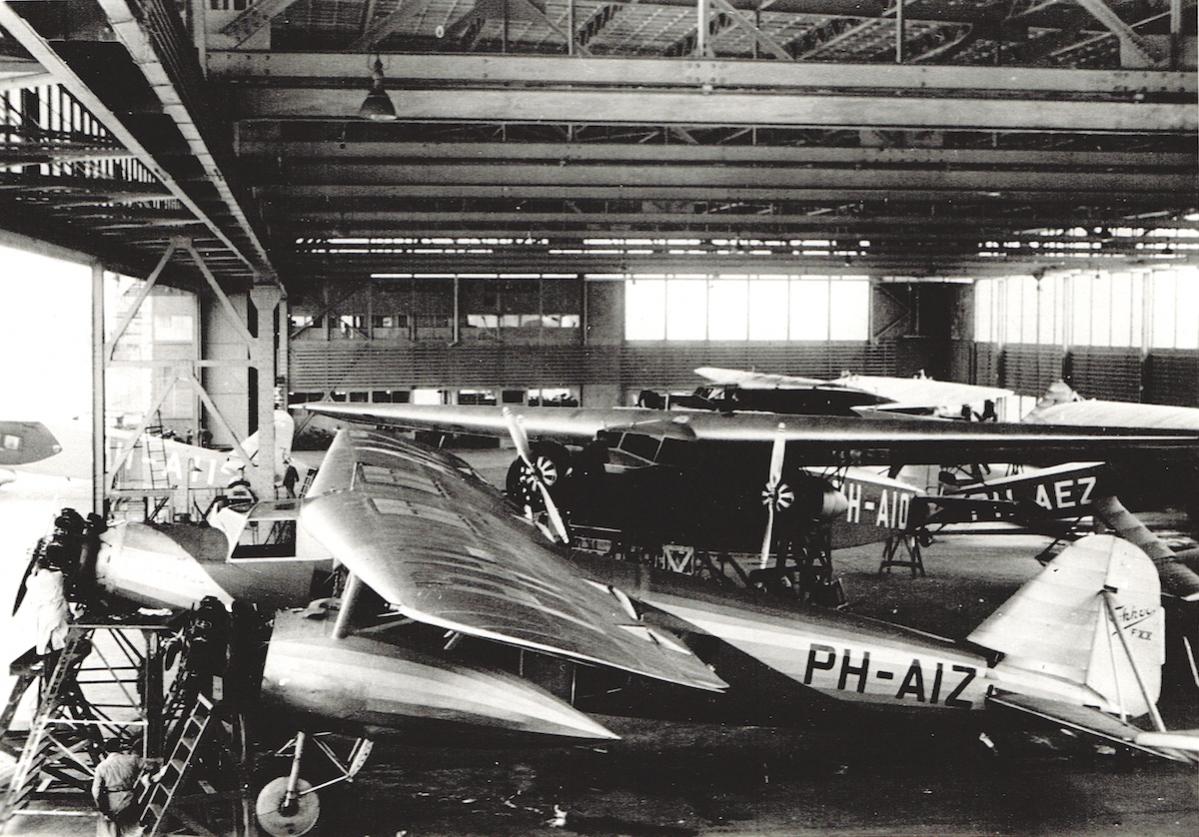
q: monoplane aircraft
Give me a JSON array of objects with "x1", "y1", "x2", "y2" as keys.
[
  {"x1": 671, "y1": 366, "x2": 1012, "y2": 417},
  {"x1": 302, "y1": 400, "x2": 1199, "y2": 581},
  {"x1": 80, "y1": 426, "x2": 1199, "y2": 834}
]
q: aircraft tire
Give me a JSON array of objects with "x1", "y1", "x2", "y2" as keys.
[{"x1": 256, "y1": 776, "x2": 320, "y2": 837}]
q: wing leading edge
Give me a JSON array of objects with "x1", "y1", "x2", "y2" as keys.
[
  {"x1": 300, "y1": 429, "x2": 726, "y2": 693},
  {"x1": 302, "y1": 403, "x2": 1199, "y2": 465}
]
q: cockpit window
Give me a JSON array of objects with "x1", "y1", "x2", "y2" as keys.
[{"x1": 2, "y1": 434, "x2": 20, "y2": 451}]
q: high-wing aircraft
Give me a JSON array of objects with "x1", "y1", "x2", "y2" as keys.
[
  {"x1": 673, "y1": 366, "x2": 1012, "y2": 417},
  {"x1": 302, "y1": 400, "x2": 1199, "y2": 579},
  {"x1": 107, "y1": 410, "x2": 297, "y2": 496},
  {"x1": 0, "y1": 411, "x2": 297, "y2": 499},
  {"x1": 80, "y1": 426, "x2": 1199, "y2": 834},
  {"x1": 0, "y1": 415, "x2": 88, "y2": 485}
]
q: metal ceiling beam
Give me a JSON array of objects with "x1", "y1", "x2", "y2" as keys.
[
  {"x1": 257, "y1": 184, "x2": 1178, "y2": 202},
  {"x1": 219, "y1": 0, "x2": 305, "y2": 47},
  {"x1": 1076, "y1": 0, "x2": 1168, "y2": 67},
  {"x1": 350, "y1": 0, "x2": 439, "y2": 51},
  {"x1": 238, "y1": 140, "x2": 1194, "y2": 169},
  {"x1": 248, "y1": 162, "x2": 1185, "y2": 192},
  {"x1": 281, "y1": 252, "x2": 1196, "y2": 275},
  {"x1": 0, "y1": 1, "x2": 268, "y2": 283},
  {"x1": 269, "y1": 210, "x2": 1199, "y2": 230},
  {"x1": 206, "y1": 52, "x2": 1194, "y2": 96},
  {"x1": 93, "y1": 0, "x2": 276, "y2": 282},
  {"x1": 230, "y1": 87, "x2": 1193, "y2": 133}
]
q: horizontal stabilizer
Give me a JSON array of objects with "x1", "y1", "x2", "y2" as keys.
[
  {"x1": 988, "y1": 692, "x2": 1192, "y2": 763},
  {"x1": 1134, "y1": 729, "x2": 1199, "y2": 757},
  {"x1": 1093, "y1": 495, "x2": 1199, "y2": 602}
]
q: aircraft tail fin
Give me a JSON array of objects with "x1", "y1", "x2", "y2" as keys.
[
  {"x1": 968, "y1": 534, "x2": 1164, "y2": 718},
  {"x1": 1024, "y1": 379, "x2": 1083, "y2": 421},
  {"x1": 228, "y1": 411, "x2": 296, "y2": 473}
]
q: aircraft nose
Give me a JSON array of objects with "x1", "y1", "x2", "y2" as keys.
[{"x1": 823, "y1": 488, "x2": 850, "y2": 521}]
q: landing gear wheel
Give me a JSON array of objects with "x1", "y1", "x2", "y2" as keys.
[
  {"x1": 256, "y1": 776, "x2": 319, "y2": 837},
  {"x1": 505, "y1": 442, "x2": 572, "y2": 510}
]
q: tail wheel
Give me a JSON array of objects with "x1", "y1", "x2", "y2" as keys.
[{"x1": 505, "y1": 442, "x2": 572, "y2": 510}]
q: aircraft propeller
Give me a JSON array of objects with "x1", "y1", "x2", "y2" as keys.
[
  {"x1": 760, "y1": 423, "x2": 794, "y2": 569},
  {"x1": 502, "y1": 407, "x2": 571, "y2": 543}
]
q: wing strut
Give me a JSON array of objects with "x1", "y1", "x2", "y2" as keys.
[{"x1": 332, "y1": 573, "x2": 364, "y2": 640}]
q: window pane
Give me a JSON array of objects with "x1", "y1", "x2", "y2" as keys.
[
  {"x1": 1151, "y1": 271, "x2": 1176, "y2": 348},
  {"x1": 1131, "y1": 272, "x2": 1144, "y2": 349},
  {"x1": 1091, "y1": 273, "x2": 1111, "y2": 347},
  {"x1": 1019, "y1": 276, "x2": 1037, "y2": 343},
  {"x1": 1071, "y1": 274, "x2": 1091, "y2": 345},
  {"x1": 748, "y1": 279, "x2": 789, "y2": 341},
  {"x1": 707, "y1": 278, "x2": 748, "y2": 340},
  {"x1": 1109, "y1": 272, "x2": 1133, "y2": 347},
  {"x1": 1176, "y1": 269, "x2": 1199, "y2": 349},
  {"x1": 1004, "y1": 277, "x2": 1022, "y2": 343},
  {"x1": 974, "y1": 280, "x2": 992, "y2": 342},
  {"x1": 1037, "y1": 276, "x2": 1056, "y2": 344},
  {"x1": 829, "y1": 279, "x2": 869, "y2": 340},
  {"x1": 790, "y1": 279, "x2": 829, "y2": 340},
  {"x1": 625, "y1": 279, "x2": 666, "y2": 340},
  {"x1": 665, "y1": 280, "x2": 707, "y2": 340}
]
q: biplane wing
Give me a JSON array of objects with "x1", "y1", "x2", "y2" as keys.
[
  {"x1": 299, "y1": 428, "x2": 727, "y2": 693},
  {"x1": 303, "y1": 402, "x2": 1199, "y2": 466}
]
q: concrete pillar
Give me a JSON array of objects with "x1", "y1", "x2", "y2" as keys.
[
  {"x1": 91, "y1": 263, "x2": 106, "y2": 516},
  {"x1": 580, "y1": 280, "x2": 624, "y2": 406},
  {"x1": 201, "y1": 291, "x2": 250, "y2": 447},
  {"x1": 250, "y1": 284, "x2": 282, "y2": 499}
]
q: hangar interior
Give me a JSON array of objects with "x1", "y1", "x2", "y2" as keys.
[
  {"x1": 3, "y1": 3, "x2": 1199, "y2": 834},
  {"x1": 0, "y1": 0, "x2": 1194, "y2": 508}
]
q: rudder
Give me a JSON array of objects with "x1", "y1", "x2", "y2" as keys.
[{"x1": 969, "y1": 534, "x2": 1163, "y2": 717}]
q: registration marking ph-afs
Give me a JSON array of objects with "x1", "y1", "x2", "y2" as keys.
[
  {"x1": 843, "y1": 482, "x2": 914, "y2": 530},
  {"x1": 800, "y1": 640, "x2": 987, "y2": 710}
]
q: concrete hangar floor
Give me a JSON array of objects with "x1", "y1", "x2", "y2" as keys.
[{"x1": 3, "y1": 458, "x2": 1198, "y2": 836}]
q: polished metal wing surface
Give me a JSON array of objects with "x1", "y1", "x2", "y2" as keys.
[
  {"x1": 301, "y1": 428, "x2": 726, "y2": 692},
  {"x1": 302, "y1": 402, "x2": 1199, "y2": 465}
]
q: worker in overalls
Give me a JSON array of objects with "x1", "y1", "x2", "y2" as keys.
[{"x1": 91, "y1": 738, "x2": 145, "y2": 836}]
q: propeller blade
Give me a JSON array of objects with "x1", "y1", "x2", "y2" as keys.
[
  {"x1": 537, "y1": 480, "x2": 571, "y2": 544},
  {"x1": 760, "y1": 422, "x2": 787, "y2": 569},
  {"x1": 760, "y1": 503, "x2": 775, "y2": 570},
  {"x1": 502, "y1": 408, "x2": 570, "y2": 544},
  {"x1": 12, "y1": 548, "x2": 38, "y2": 616},
  {"x1": 768, "y1": 422, "x2": 787, "y2": 489},
  {"x1": 501, "y1": 407, "x2": 534, "y2": 465}
]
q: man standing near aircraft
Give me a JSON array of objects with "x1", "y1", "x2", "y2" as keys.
[{"x1": 91, "y1": 738, "x2": 147, "y2": 836}]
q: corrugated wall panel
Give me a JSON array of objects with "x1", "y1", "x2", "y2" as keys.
[
  {"x1": 973, "y1": 343, "x2": 999, "y2": 387},
  {"x1": 288, "y1": 339, "x2": 929, "y2": 392},
  {"x1": 1000, "y1": 344, "x2": 1065, "y2": 396},
  {"x1": 1068, "y1": 347, "x2": 1143, "y2": 402},
  {"x1": 1145, "y1": 350, "x2": 1199, "y2": 406}
]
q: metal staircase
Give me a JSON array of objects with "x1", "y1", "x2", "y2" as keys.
[{"x1": 137, "y1": 693, "x2": 215, "y2": 837}]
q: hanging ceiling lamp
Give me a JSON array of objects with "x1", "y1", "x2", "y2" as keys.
[{"x1": 358, "y1": 57, "x2": 397, "y2": 122}]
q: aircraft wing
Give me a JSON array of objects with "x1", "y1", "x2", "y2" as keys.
[
  {"x1": 299, "y1": 428, "x2": 727, "y2": 693},
  {"x1": 693, "y1": 366, "x2": 828, "y2": 388},
  {"x1": 302, "y1": 403, "x2": 1199, "y2": 466},
  {"x1": 832, "y1": 374, "x2": 1013, "y2": 408}
]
